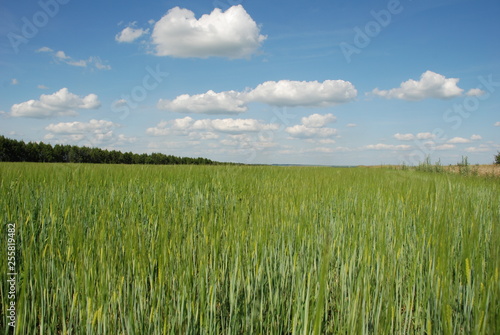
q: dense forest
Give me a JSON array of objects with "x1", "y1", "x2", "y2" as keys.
[{"x1": 0, "y1": 135, "x2": 222, "y2": 165}]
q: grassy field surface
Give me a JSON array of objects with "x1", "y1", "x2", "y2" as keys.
[{"x1": 1, "y1": 163, "x2": 499, "y2": 334}]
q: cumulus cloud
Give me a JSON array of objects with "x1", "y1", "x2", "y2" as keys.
[
  {"x1": 246, "y1": 80, "x2": 357, "y2": 107},
  {"x1": 158, "y1": 90, "x2": 247, "y2": 114},
  {"x1": 220, "y1": 133, "x2": 275, "y2": 149},
  {"x1": 46, "y1": 119, "x2": 117, "y2": 134},
  {"x1": 285, "y1": 112, "x2": 337, "y2": 138},
  {"x1": 394, "y1": 133, "x2": 415, "y2": 141},
  {"x1": 55, "y1": 50, "x2": 70, "y2": 60},
  {"x1": 466, "y1": 88, "x2": 486, "y2": 97},
  {"x1": 11, "y1": 78, "x2": 19, "y2": 85},
  {"x1": 394, "y1": 132, "x2": 435, "y2": 141},
  {"x1": 434, "y1": 144, "x2": 455, "y2": 150},
  {"x1": 286, "y1": 125, "x2": 337, "y2": 138},
  {"x1": 157, "y1": 80, "x2": 356, "y2": 114},
  {"x1": 151, "y1": 5, "x2": 266, "y2": 59},
  {"x1": 44, "y1": 119, "x2": 130, "y2": 145},
  {"x1": 446, "y1": 135, "x2": 482, "y2": 144},
  {"x1": 300, "y1": 113, "x2": 336, "y2": 127},
  {"x1": 364, "y1": 144, "x2": 411, "y2": 151},
  {"x1": 116, "y1": 26, "x2": 149, "y2": 43},
  {"x1": 416, "y1": 132, "x2": 436, "y2": 140},
  {"x1": 189, "y1": 132, "x2": 220, "y2": 140},
  {"x1": 209, "y1": 118, "x2": 278, "y2": 133},
  {"x1": 447, "y1": 137, "x2": 471, "y2": 144},
  {"x1": 10, "y1": 88, "x2": 100, "y2": 118},
  {"x1": 465, "y1": 145, "x2": 490, "y2": 153},
  {"x1": 147, "y1": 116, "x2": 279, "y2": 136},
  {"x1": 371, "y1": 71, "x2": 464, "y2": 101},
  {"x1": 306, "y1": 138, "x2": 337, "y2": 145},
  {"x1": 495, "y1": 122, "x2": 500, "y2": 127}
]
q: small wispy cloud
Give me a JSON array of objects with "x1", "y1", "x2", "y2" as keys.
[{"x1": 36, "y1": 47, "x2": 111, "y2": 71}]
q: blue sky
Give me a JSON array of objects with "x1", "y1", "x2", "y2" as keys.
[{"x1": 1, "y1": 0, "x2": 499, "y2": 165}]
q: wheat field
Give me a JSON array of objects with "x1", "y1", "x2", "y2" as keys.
[{"x1": 1, "y1": 163, "x2": 499, "y2": 334}]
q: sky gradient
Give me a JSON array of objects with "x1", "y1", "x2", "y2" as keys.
[{"x1": 1, "y1": 0, "x2": 499, "y2": 165}]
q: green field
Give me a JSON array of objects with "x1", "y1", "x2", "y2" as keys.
[{"x1": 1, "y1": 163, "x2": 499, "y2": 334}]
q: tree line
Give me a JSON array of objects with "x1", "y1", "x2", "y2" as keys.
[{"x1": 0, "y1": 135, "x2": 223, "y2": 165}]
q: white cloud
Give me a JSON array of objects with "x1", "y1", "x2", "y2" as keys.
[
  {"x1": 371, "y1": 71, "x2": 464, "y2": 101},
  {"x1": 394, "y1": 133, "x2": 415, "y2": 141},
  {"x1": 37, "y1": 48, "x2": 111, "y2": 70},
  {"x1": 285, "y1": 112, "x2": 337, "y2": 138},
  {"x1": 416, "y1": 132, "x2": 435, "y2": 140},
  {"x1": 465, "y1": 145, "x2": 490, "y2": 153},
  {"x1": 447, "y1": 137, "x2": 471, "y2": 144},
  {"x1": 45, "y1": 119, "x2": 117, "y2": 134},
  {"x1": 307, "y1": 147, "x2": 336, "y2": 153},
  {"x1": 394, "y1": 132, "x2": 435, "y2": 141},
  {"x1": 66, "y1": 59, "x2": 87, "y2": 67},
  {"x1": 151, "y1": 5, "x2": 266, "y2": 59},
  {"x1": 306, "y1": 138, "x2": 336, "y2": 144},
  {"x1": 10, "y1": 88, "x2": 101, "y2": 118},
  {"x1": 116, "y1": 26, "x2": 149, "y2": 43},
  {"x1": 470, "y1": 134, "x2": 482, "y2": 141},
  {"x1": 158, "y1": 90, "x2": 247, "y2": 114},
  {"x1": 189, "y1": 132, "x2": 220, "y2": 140},
  {"x1": 36, "y1": 46, "x2": 53, "y2": 53},
  {"x1": 55, "y1": 50, "x2": 70, "y2": 60},
  {"x1": 364, "y1": 144, "x2": 411, "y2": 151},
  {"x1": 37, "y1": 84, "x2": 49, "y2": 89},
  {"x1": 434, "y1": 144, "x2": 455, "y2": 150},
  {"x1": 44, "y1": 119, "x2": 126, "y2": 145},
  {"x1": 495, "y1": 122, "x2": 500, "y2": 127},
  {"x1": 147, "y1": 117, "x2": 279, "y2": 136},
  {"x1": 146, "y1": 123, "x2": 170, "y2": 136},
  {"x1": 210, "y1": 118, "x2": 278, "y2": 133},
  {"x1": 219, "y1": 133, "x2": 275, "y2": 149},
  {"x1": 332, "y1": 146, "x2": 352, "y2": 152},
  {"x1": 88, "y1": 56, "x2": 111, "y2": 70},
  {"x1": 346, "y1": 123, "x2": 357, "y2": 127},
  {"x1": 116, "y1": 134, "x2": 138, "y2": 145},
  {"x1": 300, "y1": 113, "x2": 336, "y2": 127},
  {"x1": 11, "y1": 78, "x2": 19, "y2": 85},
  {"x1": 285, "y1": 125, "x2": 337, "y2": 138},
  {"x1": 112, "y1": 99, "x2": 127, "y2": 108},
  {"x1": 157, "y1": 80, "x2": 356, "y2": 114},
  {"x1": 466, "y1": 88, "x2": 486, "y2": 97},
  {"x1": 246, "y1": 80, "x2": 357, "y2": 107}
]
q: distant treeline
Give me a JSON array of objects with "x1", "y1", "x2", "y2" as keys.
[{"x1": 0, "y1": 135, "x2": 223, "y2": 165}]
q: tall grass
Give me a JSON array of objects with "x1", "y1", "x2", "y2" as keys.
[{"x1": 1, "y1": 163, "x2": 499, "y2": 334}]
